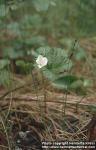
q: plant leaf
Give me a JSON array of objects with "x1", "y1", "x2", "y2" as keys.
[
  {"x1": 53, "y1": 75, "x2": 79, "y2": 89},
  {"x1": 32, "y1": 0, "x2": 50, "y2": 11},
  {"x1": 0, "y1": 59, "x2": 10, "y2": 69}
]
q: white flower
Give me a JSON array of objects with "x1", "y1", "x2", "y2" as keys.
[{"x1": 36, "y1": 55, "x2": 48, "y2": 68}]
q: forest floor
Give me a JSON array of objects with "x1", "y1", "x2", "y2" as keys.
[{"x1": 0, "y1": 38, "x2": 96, "y2": 150}]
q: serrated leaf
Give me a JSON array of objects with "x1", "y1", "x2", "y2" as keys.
[
  {"x1": 35, "y1": 47, "x2": 73, "y2": 81},
  {"x1": 43, "y1": 68, "x2": 57, "y2": 81}
]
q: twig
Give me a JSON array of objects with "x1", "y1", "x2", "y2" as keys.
[{"x1": 0, "y1": 95, "x2": 95, "y2": 109}]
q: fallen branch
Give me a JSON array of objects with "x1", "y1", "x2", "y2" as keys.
[{"x1": 0, "y1": 95, "x2": 96, "y2": 110}]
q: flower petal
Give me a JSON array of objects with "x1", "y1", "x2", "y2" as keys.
[{"x1": 36, "y1": 55, "x2": 48, "y2": 68}]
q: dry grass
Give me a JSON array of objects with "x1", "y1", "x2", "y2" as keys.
[{"x1": 0, "y1": 84, "x2": 95, "y2": 150}]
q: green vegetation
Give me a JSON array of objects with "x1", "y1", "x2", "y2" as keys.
[
  {"x1": 0, "y1": 1, "x2": 96, "y2": 149},
  {"x1": 0, "y1": 0, "x2": 96, "y2": 91}
]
